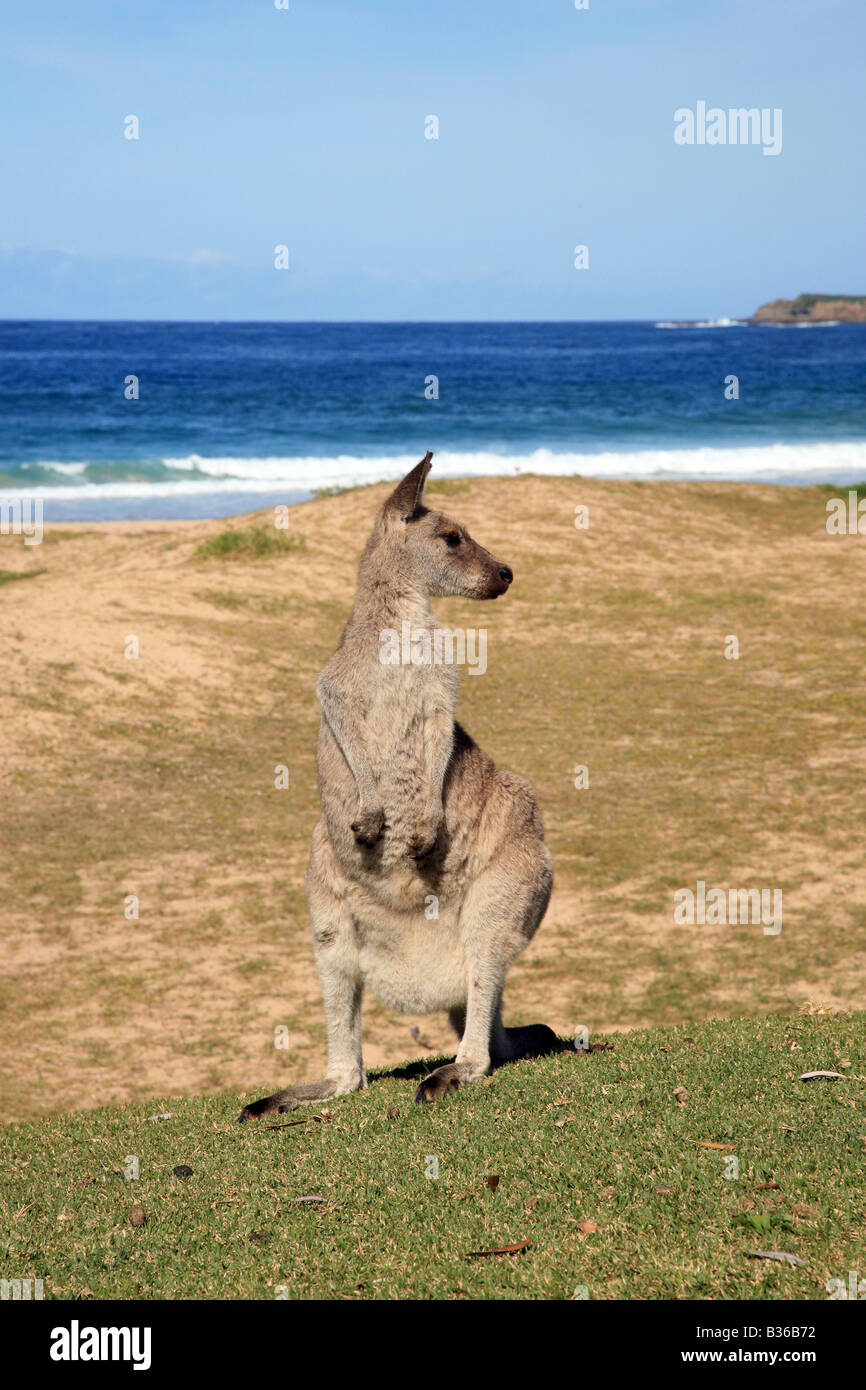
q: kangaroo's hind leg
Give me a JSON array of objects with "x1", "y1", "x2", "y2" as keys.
[
  {"x1": 415, "y1": 840, "x2": 554, "y2": 1102},
  {"x1": 238, "y1": 856, "x2": 365, "y2": 1121},
  {"x1": 449, "y1": 998, "x2": 557, "y2": 1066}
]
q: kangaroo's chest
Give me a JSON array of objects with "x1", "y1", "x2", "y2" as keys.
[{"x1": 365, "y1": 662, "x2": 456, "y2": 758}]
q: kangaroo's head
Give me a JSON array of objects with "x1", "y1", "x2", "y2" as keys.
[{"x1": 369, "y1": 452, "x2": 513, "y2": 600}]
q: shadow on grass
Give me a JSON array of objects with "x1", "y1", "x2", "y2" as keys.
[
  {"x1": 368, "y1": 1032, "x2": 583, "y2": 1085},
  {"x1": 237, "y1": 1035, "x2": 594, "y2": 1121}
]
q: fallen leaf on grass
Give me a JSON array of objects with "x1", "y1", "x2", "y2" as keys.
[
  {"x1": 386, "y1": 1107, "x2": 400, "y2": 1120},
  {"x1": 129, "y1": 1205, "x2": 146, "y2": 1227},
  {"x1": 486, "y1": 1175, "x2": 500, "y2": 1192},
  {"x1": 692, "y1": 1140, "x2": 736, "y2": 1150},
  {"x1": 746, "y1": 1251, "x2": 805, "y2": 1266},
  {"x1": 295, "y1": 1195, "x2": 324, "y2": 1204},
  {"x1": 465, "y1": 1241, "x2": 531, "y2": 1258},
  {"x1": 655, "y1": 1186, "x2": 675, "y2": 1196},
  {"x1": 799, "y1": 1071, "x2": 844, "y2": 1082},
  {"x1": 576, "y1": 1220, "x2": 598, "y2": 1234},
  {"x1": 673, "y1": 1086, "x2": 688, "y2": 1105},
  {"x1": 752, "y1": 1183, "x2": 781, "y2": 1192},
  {"x1": 173, "y1": 1165, "x2": 193, "y2": 1178}
]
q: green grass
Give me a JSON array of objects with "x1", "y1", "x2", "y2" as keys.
[
  {"x1": 311, "y1": 478, "x2": 472, "y2": 501},
  {"x1": 3, "y1": 1013, "x2": 863, "y2": 1301},
  {"x1": 195, "y1": 525, "x2": 305, "y2": 560},
  {"x1": 0, "y1": 567, "x2": 47, "y2": 585},
  {"x1": 425, "y1": 478, "x2": 472, "y2": 496},
  {"x1": 310, "y1": 483, "x2": 364, "y2": 498},
  {"x1": 817, "y1": 480, "x2": 866, "y2": 500},
  {"x1": 790, "y1": 294, "x2": 866, "y2": 311}
]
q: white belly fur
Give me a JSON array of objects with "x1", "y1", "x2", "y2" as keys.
[{"x1": 355, "y1": 903, "x2": 467, "y2": 1015}]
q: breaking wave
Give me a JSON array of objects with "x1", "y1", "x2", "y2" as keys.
[{"x1": 4, "y1": 441, "x2": 866, "y2": 500}]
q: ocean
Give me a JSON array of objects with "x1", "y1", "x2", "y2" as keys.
[{"x1": 1, "y1": 319, "x2": 865, "y2": 521}]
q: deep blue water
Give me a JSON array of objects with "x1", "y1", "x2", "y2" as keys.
[{"x1": 1, "y1": 320, "x2": 864, "y2": 519}]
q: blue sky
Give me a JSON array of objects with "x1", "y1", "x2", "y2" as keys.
[{"x1": 1, "y1": 0, "x2": 863, "y2": 320}]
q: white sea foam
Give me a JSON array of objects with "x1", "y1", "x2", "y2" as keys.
[
  {"x1": 3, "y1": 442, "x2": 866, "y2": 500},
  {"x1": 34, "y1": 461, "x2": 88, "y2": 476},
  {"x1": 757, "y1": 320, "x2": 842, "y2": 329},
  {"x1": 655, "y1": 318, "x2": 747, "y2": 329}
]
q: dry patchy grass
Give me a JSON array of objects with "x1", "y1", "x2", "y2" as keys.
[{"x1": 1, "y1": 477, "x2": 864, "y2": 1122}]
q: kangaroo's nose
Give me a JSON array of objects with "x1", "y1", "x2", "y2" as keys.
[{"x1": 498, "y1": 566, "x2": 513, "y2": 585}]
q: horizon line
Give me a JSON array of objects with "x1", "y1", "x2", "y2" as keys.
[{"x1": 0, "y1": 315, "x2": 756, "y2": 326}]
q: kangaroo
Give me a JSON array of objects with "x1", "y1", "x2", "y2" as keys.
[{"x1": 238, "y1": 452, "x2": 555, "y2": 1118}]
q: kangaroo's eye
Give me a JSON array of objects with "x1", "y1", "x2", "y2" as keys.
[{"x1": 443, "y1": 532, "x2": 461, "y2": 548}]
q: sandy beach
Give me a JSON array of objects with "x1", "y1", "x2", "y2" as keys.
[{"x1": 2, "y1": 474, "x2": 865, "y2": 1124}]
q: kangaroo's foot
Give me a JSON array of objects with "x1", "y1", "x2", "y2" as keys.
[
  {"x1": 413, "y1": 1024, "x2": 559, "y2": 1103},
  {"x1": 413, "y1": 1059, "x2": 486, "y2": 1103},
  {"x1": 237, "y1": 1074, "x2": 362, "y2": 1123}
]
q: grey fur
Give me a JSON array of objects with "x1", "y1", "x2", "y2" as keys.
[{"x1": 238, "y1": 452, "x2": 554, "y2": 1119}]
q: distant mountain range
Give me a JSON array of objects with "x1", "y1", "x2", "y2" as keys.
[{"x1": 750, "y1": 293, "x2": 866, "y2": 324}]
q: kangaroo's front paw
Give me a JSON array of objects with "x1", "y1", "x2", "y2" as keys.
[
  {"x1": 408, "y1": 812, "x2": 441, "y2": 859},
  {"x1": 351, "y1": 807, "x2": 385, "y2": 846}
]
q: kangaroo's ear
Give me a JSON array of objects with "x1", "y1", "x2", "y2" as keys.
[{"x1": 384, "y1": 451, "x2": 433, "y2": 521}]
